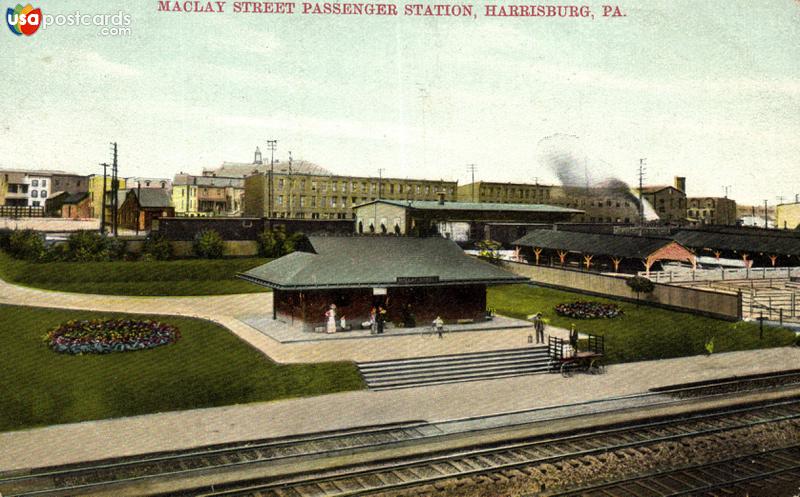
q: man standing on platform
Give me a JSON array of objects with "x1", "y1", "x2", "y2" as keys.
[{"x1": 533, "y1": 313, "x2": 545, "y2": 344}]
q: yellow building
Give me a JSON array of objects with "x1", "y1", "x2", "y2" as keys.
[
  {"x1": 172, "y1": 173, "x2": 244, "y2": 217},
  {"x1": 245, "y1": 171, "x2": 457, "y2": 219},
  {"x1": 776, "y1": 202, "x2": 800, "y2": 230},
  {"x1": 87, "y1": 174, "x2": 126, "y2": 219}
]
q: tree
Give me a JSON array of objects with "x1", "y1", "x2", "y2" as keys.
[
  {"x1": 193, "y1": 229, "x2": 224, "y2": 259},
  {"x1": 626, "y1": 275, "x2": 655, "y2": 303},
  {"x1": 476, "y1": 239, "x2": 503, "y2": 265},
  {"x1": 258, "y1": 227, "x2": 303, "y2": 258}
]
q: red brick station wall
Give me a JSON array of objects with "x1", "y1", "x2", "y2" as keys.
[{"x1": 274, "y1": 285, "x2": 487, "y2": 331}]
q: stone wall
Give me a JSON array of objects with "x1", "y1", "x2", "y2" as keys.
[{"x1": 503, "y1": 261, "x2": 741, "y2": 321}]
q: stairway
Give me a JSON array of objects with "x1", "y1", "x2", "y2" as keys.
[{"x1": 357, "y1": 347, "x2": 553, "y2": 391}]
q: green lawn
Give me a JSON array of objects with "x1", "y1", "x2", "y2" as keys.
[
  {"x1": 0, "y1": 305, "x2": 364, "y2": 432},
  {"x1": 488, "y1": 284, "x2": 797, "y2": 364},
  {"x1": 0, "y1": 251, "x2": 270, "y2": 296}
]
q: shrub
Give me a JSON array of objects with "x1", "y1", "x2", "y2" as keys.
[
  {"x1": 44, "y1": 318, "x2": 180, "y2": 355},
  {"x1": 142, "y1": 233, "x2": 172, "y2": 261},
  {"x1": 8, "y1": 230, "x2": 45, "y2": 261},
  {"x1": 63, "y1": 231, "x2": 112, "y2": 262},
  {"x1": 193, "y1": 229, "x2": 224, "y2": 259}
]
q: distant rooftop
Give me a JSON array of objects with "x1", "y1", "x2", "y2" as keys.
[
  {"x1": 354, "y1": 199, "x2": 583, "y2": 214},
  {"x1": 205, "y1": 159, "x2": 332, "y2": 178}
]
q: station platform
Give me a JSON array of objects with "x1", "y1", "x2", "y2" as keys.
[{"x1": 236, "y1": 314, "x2": 532, "y2": 343}]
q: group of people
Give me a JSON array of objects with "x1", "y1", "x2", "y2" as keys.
[{"x1": 369, "y1": 306, "x2": 388, "y2": 334}]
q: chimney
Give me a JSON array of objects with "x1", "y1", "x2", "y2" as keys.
[
  {"x1": 437, "y1": 191, "x2": 446, "y2": 205},
  {"x1": 674, "y1": 176, "x2": 686, "y2": 193}
]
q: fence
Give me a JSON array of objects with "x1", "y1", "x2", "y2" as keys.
[
  {"x1": 642, "y1": 266, "x2": 800, "y2": 284},
  {"x1": 0, "y1": 206, "x2": 45, "y2": 218},
  {"x1": 503, "y1": 260, "x2": 741, "y2": 321}
]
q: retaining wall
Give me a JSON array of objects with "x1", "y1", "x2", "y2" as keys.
[{"x1": 503, "y1": 261, "x2": 741, "y2": 321}]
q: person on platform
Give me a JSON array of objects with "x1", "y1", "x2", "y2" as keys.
[
  {"x1": 433, "y1": 316, "x2": 444, "y2": 338},
  {"x1": 325, "y1": 304, "x2": 337, "y2": 334},
  {"x1": 377, "y1": 306, "x2": 387, "y2": 334},
  {"x1": 532, "y1": 313, "x2": 545, "y2": 344},
  {"x1": 370, "y1": 307, "x2": 377, "y2": 335},
  {"x1": 340, "y1": 315, "x2": 347, "y2": 331},
  {"x1": 569, "y1": 324, "x2": 578, "y2": 356}
]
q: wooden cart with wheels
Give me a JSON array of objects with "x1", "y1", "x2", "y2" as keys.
[{"x1": 549, "y1": 333, "x2": 605, "y2": 378}]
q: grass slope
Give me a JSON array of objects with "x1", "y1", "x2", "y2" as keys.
[
  {"x1": 488, "y1": 284, "x2": 797, "y2": 364},
  {"x1": 0, "y1": 251, "x2": 270, "y2": 296},
  {"x1": 0, "y1": 305, "x2": 363, "y2": 432}
]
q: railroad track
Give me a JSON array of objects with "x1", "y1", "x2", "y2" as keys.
[
  {"x1": 173, "y1": 397, "x2": 800, "y2": 497},
  {"x1": 4, "y1": 371, "x2": 800, "y2": 497},
  {"x1": 544, "y1": 445, "x2": 800, "y2": 497},
  {"x1": 0, "y1": 421, "x2": 440, "y2": 497}
]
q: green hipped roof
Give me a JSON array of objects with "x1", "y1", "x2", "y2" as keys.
[
  {"x1": 239, "y1": 236, "x2": 528, "y2": 290},
  {"x1": 354, "y1": 199, "x2": 583, "y2": 213}
]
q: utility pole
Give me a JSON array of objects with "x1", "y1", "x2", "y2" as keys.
[
  {"x1": 287, "y1": 151, "x2": 293, "y2": 218},
  {"x1": 638, "y1": 159, "x2": 646, "y2": 226},
  {"x1": 764, "y1": 199, "x2": 768, "y2": 229},
  {"x1": 110, "y1": 142, "x2": 119, "y2": 237},
  {"x1": 466, "y1": 164, "x2": 477, "y2": 202},
  {"x1": 723, "y1": 185, "x2": 731, "y2": 198},
  {"x1": 376, "y1": 168, "x2": 386, "y2": 200},
  {"x1": 99, "y1": 162, "x2": 109, "y2": 234},
  {"x1": 777, "y1": 195, "x2": 785, "y2": 205},
  {"x1": 266, "y1": 139, "x2": 277, "y2": 219}
]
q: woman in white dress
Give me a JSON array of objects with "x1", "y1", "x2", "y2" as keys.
[{"x1": 325, "y1": 304, "x2": 337, "y2": 334}]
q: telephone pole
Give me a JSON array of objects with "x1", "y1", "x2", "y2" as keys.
[
  {"x1": 110, "y1": 142, "x2": 119, "y2": 237},
  {"x1": 99, "y1": 162, "x2": 109, "y2": 234},
  {"x1": 266, "y1": 139, "x2": 277, "y2": 219},
  {"x1": 638, "y1": 159, "x2": 646, "y2": 226},
  {"x1": 763, "y1": 199, "x2": 768, "y2": 229},
  {"x1": 377, "y1": 168, "x2": 385, "y2": 200},
  {"x1": 466, "y1": 164, "x2": 477, "y2": 202}
]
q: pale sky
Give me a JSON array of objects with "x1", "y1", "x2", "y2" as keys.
[{"x1": 1, "y1": 0, "x2": 798, "y2": 205}]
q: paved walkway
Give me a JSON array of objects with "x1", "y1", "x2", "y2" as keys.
[
  {"x1": 2, "y1": 346, "x2": 799, "y2": 472},
  {"x1": 0, "y1": 278, "x2": 563, "y2": 362}
]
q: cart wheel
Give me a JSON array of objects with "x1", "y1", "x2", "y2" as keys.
[
  {"x1": 561, "y1": 362, "x2": 573, "y2": 378},
  {"x1": 589, "y1": 359, "x2": 605, "y2": 375}
]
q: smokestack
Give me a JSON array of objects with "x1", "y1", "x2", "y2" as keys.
[
  {"x1": 437, "y1": 191, "x2": 446, "y2": 205},
  {"x1": 674, "y1": 176, "x2": 686, "y2": 193}
]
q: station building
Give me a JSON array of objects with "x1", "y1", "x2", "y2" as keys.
[{"x1": 239, "y1": 236, "x2": 528, "y2": 332}]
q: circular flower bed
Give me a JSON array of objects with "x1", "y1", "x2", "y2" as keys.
[
  {"x1": 44, "y1": 319, "x2": 180, "y2": 355},
  {"x1": 554, "y1": 301, "x2": 623, "y2": 319}
]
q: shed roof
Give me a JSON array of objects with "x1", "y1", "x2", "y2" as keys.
[
  {"x1": 354, "y1": 199, "x2": 583, "y2": 214},
  {"x1": 672, "y1": 229, "x2": 800, "y2": 256},
  {"x1": 130, "y1": 188, "x2": 172, "y2": 208},
  {"x1": 513, "y1": 229, "x2": 680, "y2": 259},
  {"x1": 239, "y1": 236, "x2": 528, "y2": 290}
]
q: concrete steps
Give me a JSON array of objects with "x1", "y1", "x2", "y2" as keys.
[{"x1": 357, "y1": 347, "x2": 553, "y2": 391}]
